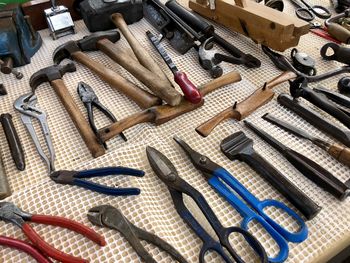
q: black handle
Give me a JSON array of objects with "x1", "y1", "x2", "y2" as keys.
[
  {"x1": 321, "y1": 43, "x2": 350, "y2": 65},
  {"x1": 240, "y1": 151, "x2": 321, "y2": 220},
  {"x1": 165, "y1": 0, "x2": 214, "y2": 36},
  {"x1": 0, "y1": 114, "x2": 26, "y2": 171},
  {"x1": 284, "y1": 149, "x2": 349, "y2": 200},
  {"x1": 302, "y1": 87, "x2": 350, "y2": 129},
  {"x1": 277, "y1": 93, "x2": 350, "y2": 148}
]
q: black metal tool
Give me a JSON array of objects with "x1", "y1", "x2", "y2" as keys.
[
  {"x1": 88, "y1": 204, "x2": 188, "y2": 263},
  {"x1": 263, "y1": 113, "x2": 350, "y2": 168},
  {"x1": 146, "y1": 146, "x2": 268, "y2": 263},
  {"x1": 290, "y1": 48, "x2": 316, "y2": 76},
  {"x1": 220, "y1": 131, "x2": 321, "y2": 220},
  {"x1": 0, "y1": 114, "x2": 25, "y2": 171},
  {"x1": 165, "y1": 0, "x2": 261, "y2": 69},
  {"x1": 146, "y1": 31, "x2": 202, "y2": 104},
  {"x1": 338, "y1": 76, "x2": 350, "y2": 96},
  {"x1": 289, "y1": 77, "x2": 350, "y2": 129},
  {"x1": 77, "y1": 81, "x2": 127, "y2": 147},
  {"x1": 244, "y1": 120, "x2": 350, "y2": 200},
  {"x1": 320, "y1": 43, "x2": 350, "y2": 65},
  {"x1": 277, "y1": 93, "x2": 350, "y2": 147},
  {"x1": 314, "y1": 86, "x2": 350, "y2": 109}
]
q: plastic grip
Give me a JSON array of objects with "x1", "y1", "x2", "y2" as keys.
[
  {"x1": 22, "y1": 223, "x2": 88, "y2": 263},
  {"x1": 76, "y1": 166, "x2": 145, "y2": 178},
  {"x1": 0, "y1": 236, "x2": 51, "y2": 263},
  {"x1": 30, "y1": 215, "x2": 106, "y2": 246},
  {"x1": 174, "y1": 71, "x2": 202, "y2": 104}
]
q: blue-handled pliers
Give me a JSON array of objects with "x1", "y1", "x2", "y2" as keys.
[
  {"x1": 174, "y1": 136, "x2": 309, "y2": 263},
  {"x1": 50, "y1": 167, "x2": 144, "y2": 196}
]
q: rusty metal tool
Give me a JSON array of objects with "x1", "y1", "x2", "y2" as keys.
[
  {"x1": 220, "y1": 131, "x2": 321, "y2": 220},
  {"x1": 88, "y1": 204, "x2": 188, "y2": 263},
  {"x1": 0, "y1": 58, "x2": 23, "y2": 80},
  {"x1": 314, "y1": 86, "x2": 350, "y2": 109},
  {"x1": 146, "y1": 146, "x2": 268, "y2": 263},
  {"x1": 53, "y1": 33, "x2": 162, "y2": 109},
  {"x1": 146, "y1": 31, "x2": 202, "y2": 104},
  {"x1": 14, "y1": 93, "x2": 56, "y2": 174},
  {"x1": 277, "y1": 93, "x2": 350, "y2": 148},
  {"x1": 263, "y1": 113, "x2": 350, "y2": 168},
  {"x1": 98, "y1": 71, "x2": 241, "y2": 143},
  {"x1": 0, "y1": 202, "x2": 106, "y2": 263},
  {"x1": 244, "y1": 120, "x2": 350, "y2": 200},
  {"x1": 0, "y1": 113, "x2": 25, "y2": 171},
  {"x1": 30, "y1": 63, "x2": 106, "y2": 158}
]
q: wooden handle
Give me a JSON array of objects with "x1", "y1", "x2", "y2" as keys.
[
  {"x1": 99, "y1": 111, "x2": 155, "y2": 142},
  {"x1": 111, "y1": 13, "x2": 170, "y2": 82},
  {"x1": 100, "y1": 71, "x2": 241, "y2": 142},
  {"x1": 72, "y1": 51, "x2": 161, "y2": 109},
  {"x1": 0, "y1": 153, "x2": 11, "y2": 199},
  {"x1": 327, "y1": 23, "x2": 350, "y2": 44},
  {"x1": 200, "y1": 71, "x2": 241, "y2": 96},
  {"x1": 328, "y1": 144, "x2": 350, "y2": 168},
  {"x1": 265, "y1": 71, "x2": 297, "y2": 90},
  {"x1": 51, "y1": 79, "x2": 105, "y2": 158},
  {"x1": 97, "y1": 39, "x2": 182, "y2": 106}
]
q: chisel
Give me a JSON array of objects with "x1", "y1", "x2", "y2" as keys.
[
  {"x1": 263, "y1": 113, "x2": 350, "y2": 168},
  {"x1": 244, "y1": 120, "x2": 350, "y2": 200},
  {"x1": 146, "y1": 31, "x2": 202, "y2": 104}
]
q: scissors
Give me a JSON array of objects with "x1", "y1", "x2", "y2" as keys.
[
  {"x1": 146, "y1": 146, "x2": 268, "y2": 263},
  {"x1": 289, "y1": 0, "x2": 331, "y2": 21},
  {"x1": 173, "y1": 136, "x2": 309, "y2": 262}
]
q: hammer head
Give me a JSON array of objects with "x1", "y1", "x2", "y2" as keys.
[
  {"x1": 220, "y1": 131, "x2": 254, "y2": 160},
  {"x1": 53, "y1": 31, "x2": 120, "y2": 64},
  {"x1": 30, "y1": 63, "x2": 76, "y2": 91}
]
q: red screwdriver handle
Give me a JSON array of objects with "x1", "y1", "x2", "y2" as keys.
[{"x1": 174, "y1": 71, "x2": 202, "y2": 104}]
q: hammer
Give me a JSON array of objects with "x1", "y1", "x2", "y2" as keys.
[
  {"x1": 30, "y1": 63, "x2": 106, "y2": 158},
  {"x1": 75, "y1": 31, "x2": 181, "y2": 106},
  {"x1": 53, "y1": 32, "x2": 161, "y2": 109}
]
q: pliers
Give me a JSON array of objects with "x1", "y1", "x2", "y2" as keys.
[
  {"x1": 0, "y1": 236, "x2": 52, "y2": 263},
  {"x1": 88, "y1": 204, "x2": 188, "y2": 263},
  {"x1": 0, "y1": 202, "x2": 106, "y2": 263},
  {"x1": 77, "y1": 81, "x2": 127, "y2": 148},
  {"x1": 50, "y1": 167, "x2": 144, "y2": 196}
]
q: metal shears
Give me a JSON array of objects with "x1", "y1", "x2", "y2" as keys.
[
  {"x1": 289, "y1": 0, "x2": 331, "y2": 21},
  {"x1": 173, "y1": 136, "x2": 309, "y2": 262},
  {"x1": 146, "y1": 146, "x2": 268, "y2": 263}
]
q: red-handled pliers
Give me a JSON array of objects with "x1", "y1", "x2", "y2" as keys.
[
  {"x1": 0, "y1": 202, "x2": 106, "y2": 263},
  {"x1": 0, "y1": 236, "x2": 52, "y2": 263}
]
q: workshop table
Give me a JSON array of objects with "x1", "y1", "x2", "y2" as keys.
[{"x1": 0, "y1": 0, "x2": 349, "y2": 262}]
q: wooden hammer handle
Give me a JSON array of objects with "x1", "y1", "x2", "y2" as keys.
[
  {"x1": 72, "y1": 51, "x2": 161, "y2": 109},
  {"x1": 328, "y1": 144, "x2": 350, "y2": 168},
  {"x1": 97, "y1": 39, "x2": 182, "y2": 106},
  {"x1": 111, "y1": 13, "x2": 173, "y2": 86},
  {"x1": 51, "y1": 79, "x2": 106, "y2": 158}
]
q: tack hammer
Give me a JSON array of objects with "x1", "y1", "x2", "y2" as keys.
[{"x1": 30, "y1": 63, "x2": 106, "y2": 158}]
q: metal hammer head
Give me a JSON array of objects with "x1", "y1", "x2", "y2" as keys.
[
  {"x1": 30, "y1": 63, "x2": 76, "y2": 91},
  {"x1": 53, "y1": 31, "x2": 120, "y2": 64}
]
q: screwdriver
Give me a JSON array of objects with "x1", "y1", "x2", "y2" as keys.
[
  {"x1": 263, "y1": 113, "x2": 350, "y2": 168},
  {"x1": 146, "y1": 31, "x2": 202, "y2": 104}
]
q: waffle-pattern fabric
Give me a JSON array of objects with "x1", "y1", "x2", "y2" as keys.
[{"x1": 0, "y1": 0, "x2": 349, "y2": 262}]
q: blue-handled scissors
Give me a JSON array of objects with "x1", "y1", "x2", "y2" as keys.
[
  {"x1": 50, "y1": 167, "x2": 144, "y2": 196},
  {"x1": 289, "y1": 0, "x2": 331, "y2": 21},
  {"x1": 174, "y1": 136, "x2": 308, "y2": 263}
]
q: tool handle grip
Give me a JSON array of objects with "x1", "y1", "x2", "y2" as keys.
[
  {"x1": 327, "y1": 23, "x2": 350, "y2": 44},
  {"x1": 22, "y1": 223, "x2": 88, "y2": 263},
  {"x1": 0, "y1": 236, "x2": 52, "y2": 263},
  {"x1": 243, "y1": 152, "x2": 321, "y2": 220},
  {"x1": 328, "y1": 144, "x2": 350, "y2": 168},
  {"x1": 0, "y1": 113, "x2": 26, "y2": 171},
  {"x1": 30, "y1": 215, "x2": 106, "y2": 246},
  {"x1": 0, "y1": 153, "x2": 11, "y2": 200},
  {"x1": 174, "y1": 71, "x2": 202, "y2": 104},
  {"x1": 285, "y1": 149, "x2": 349, "y2": 200}
]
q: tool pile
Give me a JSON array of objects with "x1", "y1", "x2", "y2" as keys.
[{"x1": 0, "y1": 0, "x2": 350, "y2": 262}]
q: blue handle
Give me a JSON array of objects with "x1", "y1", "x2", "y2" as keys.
[
  {"x1": 209, "y1": 176, "x2": 289, "y2": 263},
  {"x1": 76, "y1": 167, "x2": 145, "y2": 178},
  {"x1": 213, "y1": 168, "x2": 308, "y2": 243},
  {"x1": 73, "y1": 178, "x2": 141, "y2": 196}
]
